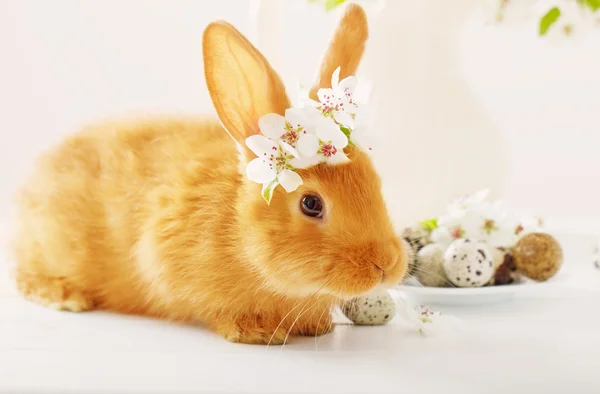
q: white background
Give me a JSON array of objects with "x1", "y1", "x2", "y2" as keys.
[
  {"x1": 1, "y1": 2, "x2": 599, "y2": 393},
  {"x1": 1, "y1": 0, "x2": 599, "y2": 231}
]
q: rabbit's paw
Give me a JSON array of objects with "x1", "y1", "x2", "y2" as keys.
[
  {"x1": 15, "y1": 272, "x2": 94, "y2": 312},
  {"x1": 215, "y1": 315, "x2": 292, "y2": 345},
  {"x1": 293, "y1": 312, "x2": 334, "y2": 337}
]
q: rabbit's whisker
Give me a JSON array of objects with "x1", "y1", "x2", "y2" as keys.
[
  {"x1": 279, "y1": 274, "x2": 341, "y2": 351},
  {"x1": 315, "y1": 285, "x2": 344, "y2": 349},
  {"x1": 267, "y1": 272, "x2": 339, "y2": 348},
  {"x1": 409, "y1": 265, "x2": 456, "y2": 288}
]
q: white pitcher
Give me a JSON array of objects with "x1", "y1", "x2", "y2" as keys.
[
  {"x1": 460, "y1": 5, "x2": 600, "y2": 228},
  {"x1": 363, "y1": 0, "x2": 508, "y2": 229}
]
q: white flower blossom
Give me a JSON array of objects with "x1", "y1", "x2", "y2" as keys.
[
  {"x1": 447, "y1": 188, "x2": 490, "y2": 216},
  {"x1": 245, "y1": 135, "x2": 308, "y2": 204},
  {"x1": 296, "y1": 107, "x2": 350, "y2": 165},
  {"x1": 431, "y1": 189, "x2": 519, "y2": 248},
  {"x1": 396, "y1": 297, "x2": 462, "y2": 336},
  {"x1": 258, "y1": 108, "x2": 315, "y2": 158},
  {"x1": 513, "y1": 215, "x2": 545, "y2": 237},
  {"x1": 303, "y1": 66, "x2": 359, "y2": 128},
  {"x1": 297, "y1": 68, "x2": 373, "y2": 152},
  {"x1": 245, "y1": 67, "x2": 372, "y2": 203},
  {"x1": 348, "y1": 100, "x2": 374, "y2": 153}
]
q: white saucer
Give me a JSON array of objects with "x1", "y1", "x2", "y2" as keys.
[{"x1": 397, "y1": 269, "x2": 569, "y2": 306}]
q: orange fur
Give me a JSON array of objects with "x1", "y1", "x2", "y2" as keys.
[{"x1": 10, "y1": 4, "x2": 406, "y2": 344}]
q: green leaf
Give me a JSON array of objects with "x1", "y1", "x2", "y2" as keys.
[
  {"x1": 539, "y1": 7, "x2": 561, "y2": 36},
  {"x1": 339, "y1": 125, "x2": 352, "y2": 138},
  {"x1": 339, "y1": 125, "x2": 356, "y2": 147},
  {"x1": 419, "y1": 218, "x2": 438, "y2": 232},
  {"x1": 324, "y1": 0, "x2": 346, "y2": 11},
  {"x1": 261, "y1": 180, "x2": 278, "y2": 205},
  {"x1": 584, "y1": 0, "x2": 600, "y2": 11}
]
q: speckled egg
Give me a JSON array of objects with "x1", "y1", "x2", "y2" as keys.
[
  {"x1": 443, "y1": 239, "x2": 494, "y2": 288},
  {"x1": 402, "y1": 226, "x2": 431, "y2": 253},
  {"x1": 415, "y1": 244, "x2": 449, "y2": 287},
  {"x1": 342, "y1": 290, "x2": 396, "y2": 325},
  {"x1": 402, "y1": 238, "x2": 417, "y2": 277},
  {"x1": 488, "y1": 247, "x2": 520, "y2": 286},
  {"x1": 513, "y1": 233, "x2": 563, "y2": 281}
]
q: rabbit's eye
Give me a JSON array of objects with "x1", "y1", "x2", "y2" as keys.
[{"x1": 301, "y1": 195, "x2": 323, "y2": 218}]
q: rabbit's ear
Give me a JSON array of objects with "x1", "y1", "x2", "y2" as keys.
[
  {"x1": 203, "y1": 21, "x2": 290, "y2": 144},
  {"x1": 309, "y1": 4, "x2": 369, "y2": 100}
]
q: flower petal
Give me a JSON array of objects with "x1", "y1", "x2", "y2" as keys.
[
  {"x1": 317, "y1": 88, "x2": 335, "y2": 105},
  {"x1": 303, "y1": 98, "x2": 322, "y2": 108},
  {"x1": 485, "y1": 228, "x2": 517, "y2": 248},
  {"x1": 295, "y1": 82, "x2": 310, "y2": 104},
  {"x1": 245, "y1": 135, "x2": 277, "y2": 157},
  {"x1": 448, "y1": 189, "x2": 489, "y2": 215},
  {"x1": 331, "y1": 66, "x2": 341, "y2": 89},
  {"x1": 258, "y1": 113, "x2": 286, "y2": 139},
  {"x1": 301, "y1": 106, "x2": 324, "y2": 133},
  {"x1": 336, "y1": 75, "x2": 357, "y2": 95},
  {"x1": 297, "y1": 134, "x2": 320, "y2": 157},
  {"x1": 279, "y1": 141, "x2": 299, "y2": 158},
  {"x1": 278, "y1": 169, "x2": 303, "y2": 192},
  {"x1": 290, "y1": 155, "x2": 323, "y2": 169},
  {"x1": 317, "y1": 121, "x2": 348, "y2": 149},
  {"x1": 325, "y1": 150, "x2": 350, "y2": 165},
  {"x1": 350, "y1": 124, "x2": 373, "y2": 151},
  {"x1": 285, "y1": 107, "x2": 307, "y2": 130},
  {"x1": 396, "y1": 297, "x2": 418, "y2": 322},
  {"x1": 460, "y1": 210, "x2": 487, "y2": 238},
  {"x1": 430, "y1": 227, "x2": 453, "y2": 247},
  {"x1": 352, "y1": 107, "x2": 369, "y2": 130},
  {"x1": 437, "y1": 211, "x2": 462, "y2": 228},
  {"x1": 246, "y1": 158, "x2": 277, "y2": 184},
  {"x1": 333, "y1": 111, "x2": 355, "y2": 129}
]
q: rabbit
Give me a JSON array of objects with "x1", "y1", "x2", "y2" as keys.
[{"x1": 10, "y1": 4, "x2": 407, "y2": 344}]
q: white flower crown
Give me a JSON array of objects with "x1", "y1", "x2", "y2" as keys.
[{"x1": 245, "y1": 67, "x2": 371, "y2": 204}]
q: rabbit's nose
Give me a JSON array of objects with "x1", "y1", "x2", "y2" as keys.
[
  {"x1": 373, "y1": 252, "x2": 399, "y2": 281},
  {"x1": 377, "y1": 242, "x2": 402, "y2": 272},
  {"x1": 375, "y1": 239, "x2": 409, "y2": 285}
]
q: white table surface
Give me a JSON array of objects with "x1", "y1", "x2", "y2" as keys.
[{"x1": 1, "y1": 231, "x2": 599, "y2": 394}]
